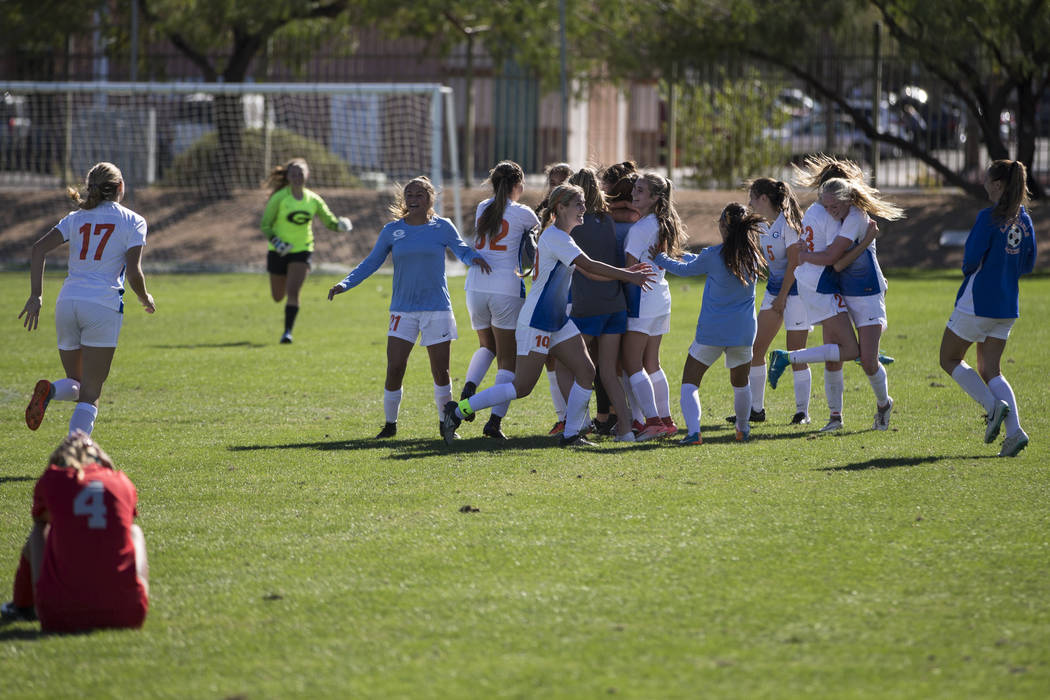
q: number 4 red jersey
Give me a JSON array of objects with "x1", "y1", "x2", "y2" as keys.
[
  {"x1": 32, "y1": 463, "x2": 148, "y2": 632},
  {"x1": 54, "y1": 201, "x2": 148, "y2": 312}
]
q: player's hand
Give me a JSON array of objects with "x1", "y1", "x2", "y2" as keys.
[
  {"x1": 629, "y1": 263, "x2": 656, "y2": 291},
  {"x1": 328, "y1": 284, "x2": 346, "y2": 301},
  {"x1": 19, "y1": 296, "x2": 41, "y2": 331},
  {"x1": 473, "y1": 257, "x2": 492, "y2": 274},
  {"x1": 771, "y1": 295, "x2": 786, "y2": 315},
  {"x1": 647, "y1": 244, "x2": 664, "y2": 260},
  {"x1": 139, "y1": 293, "x2": 156, "y2": 314},
  {"x1": 337, "y1": 217, "x2": 353, "y2": 233},
  {"x1": 270, "y1": 236, "x2": 291, "y2": 256}
]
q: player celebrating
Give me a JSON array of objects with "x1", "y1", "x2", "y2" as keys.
[
  {"x1": 783, "y1": 177, "x2": 904, "y2": 431},
  {"x1": 440, "y1": 184, "x2": 655, "y2": 447},
  {"x1": 261, "y1": 157, "x2": 352, "y2": 344},
  {"x1": 623, "y1": 172, "x2": 687, "y2": 439},
  {"x1": 727, "y1": 177, "x2": 813, "y2": 426},
  {"x1": 328, "y1": 177, "x2": 491, "y2": 439},
  {"x1": 2, "y1": 431, "x2": 149, "y2": 632},
  {"x1": 460, "y1": 161, "x2": 540, "y2": 440},
  {"x1": 653, "y1": 203, "x2": 765, "y2": 445},
  {"x1": 19, "y1": 161, "x2": 155, "y2": 437},
  {"x1": 939, "y1": 160, "x2": 1036, "y2": 457}
]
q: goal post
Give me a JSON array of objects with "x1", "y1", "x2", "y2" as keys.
[{"x1": 0, "y1": 81, "x2": 463, "y2": 239}]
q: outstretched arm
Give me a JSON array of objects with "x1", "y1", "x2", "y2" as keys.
[{"x1": 19, "y1": 228, "x2": 65, "y2": 331}]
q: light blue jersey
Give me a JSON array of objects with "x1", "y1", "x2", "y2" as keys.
[
  {"x1": 336, "y1": 217, "x2": 481, "y2": 311},
  {"x1": 655, "y1": 246, "x2": 757, "y2": 347}
]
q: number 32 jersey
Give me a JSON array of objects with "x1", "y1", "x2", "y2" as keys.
[
  {"x1": 55, "y1": 201, "x2": 148, "y2": 311},
  {"x1": 32, "y1": 463, "x2": 144, "y2": 625},
  {"x1": 466, "y1": 198, "x2": 539, "y2": 298}
]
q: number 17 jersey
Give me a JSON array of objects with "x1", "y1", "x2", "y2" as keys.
[{"x1": 55, "y1": 200, "x2": 148, "y2": 311}]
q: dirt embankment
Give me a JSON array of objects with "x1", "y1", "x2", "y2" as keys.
[{"x1": 0, "y1": 186, "x2": 1042, "y2": 271}]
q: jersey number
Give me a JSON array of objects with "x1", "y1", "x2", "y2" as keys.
[
  {"x1": 534, "y1": 334, "x2": 550, "y2": 349},
  {"x1": 476, "y1": 220, "x2": 509, "y2": 251},
  {"x1": 803, "y1": 226, "x2": 815, "y2": 252},
  {"x1": 78, "y1": 223, "x2": 116, "y2": 261},
  {"x1": 766, "y1": 245, "x2": 775, "y2": 261},
  {"x1": 72, "y1": 480, "x2": 107, "y2": 529},
  {"x1": 389, "y1": 314, "x2": 401, "y2": 331}
]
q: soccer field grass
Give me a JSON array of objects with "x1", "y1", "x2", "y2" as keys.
[{"x1": 1, "y1": 270, "x2": 1048, "y2": 698}]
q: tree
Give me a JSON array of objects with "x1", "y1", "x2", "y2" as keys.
[
  {"x1": 584, "y1": 0, "x2": 1048, "y2": 199},
  {"x1": 135, "y1": 0, "x2": 357, "y2": 193}
]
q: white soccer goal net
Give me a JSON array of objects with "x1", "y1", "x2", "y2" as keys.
[{"x1": 0, "y1": 82, "x2": 462, "y2": 269}]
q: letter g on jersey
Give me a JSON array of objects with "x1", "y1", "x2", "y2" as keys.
[{"x1": 287, "y1": 211, "x2": 312, "y2": 225}]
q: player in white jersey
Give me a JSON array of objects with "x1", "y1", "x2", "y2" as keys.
[
  {"x1": 440, "y1": 184, "x2": 655, "y2": 448},
  {"x1": 806, "y1": 178, "x2": 904, "y2": 431},
  {"x1": 767, "y1": 156, "x2": 862, "y2": 432},
  {"x1": 460, "y1": 161, "x2": 539, "y2": 440},
  {"x1": 622, "y1": 172, "x2": 688, "y2": 440},
  {"x1": 20, "y1": 162, "x2": 155, "y2": 436},
  {"x1": 726, "y1": 178, "x2": 813, "y2": 426}
]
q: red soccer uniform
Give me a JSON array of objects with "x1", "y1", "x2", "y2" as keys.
[{"x1": 32, "y1": 463, "x2": 148, "y2": 632}]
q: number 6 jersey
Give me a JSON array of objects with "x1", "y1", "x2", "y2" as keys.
[{"x1": 54, "y1": 200, "x2": 148, "y2": 311}]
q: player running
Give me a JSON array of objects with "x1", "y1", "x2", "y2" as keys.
[
  {"x1": 20, "y1": 162, "x2": 155, "y2": 437},
  {"x1": 261, "y1": 157, "x2": 352, "y2": 344}
]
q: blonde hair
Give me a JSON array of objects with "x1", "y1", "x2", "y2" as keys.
[
  {"x1": 67, "y1": 162, "x2": 122, "y2": 210},
  {"x1": 791, "y1": 154, "x2": 865, "y2": 190},
  {"x1": 819, "y1": 177, "x2": 905, "y2": 221},
  {"x1": 568, "y1": 167, "x2": 609, "y2": 216},
  {"x1": 540, "y1": 183, "x2": 585, "y2": 231},
  {"x1": 987, "y1": 159, "x2": 1031, "y2": 222},
  {"x1": 388, "y1": 176, "x2": 437, "y2": 221},
  {"x1": 49, "y1": 430, "x2": 114, "y2": 481},
  {"x1": 637, "y1": 172, "x2": 688, "y2": 258},
  {"x1": 264, "y1": 157, "x2": 308, "y2": 194}
]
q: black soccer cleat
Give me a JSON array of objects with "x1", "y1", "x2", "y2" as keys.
[{"x1": 374, "y1": 422, "x2": 397, "y2": 439}]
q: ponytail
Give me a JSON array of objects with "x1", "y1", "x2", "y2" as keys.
[
  {"x1": 988, "y1": 159, "x2": 1030, "y2": 222},
  {"x1": 719, "y1": 202, "x2": 765, "y2": 284},
  {"x1": 477, "y1": 161, "x2": 524, "y2": 246},
  {"x1": 67, "y1": 162, "x2": 122, "y2": 210}
]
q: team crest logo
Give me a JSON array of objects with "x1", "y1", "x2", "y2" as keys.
[
  {"x1": 287, "y1": 211, "x2": 311, "y2": 225},
  {"x1": 1006, "y1": 223, "x2": 1022, "y2": 249},
  {"x1": 392, "y1": 229, "x2": 406, "y2": 240}
]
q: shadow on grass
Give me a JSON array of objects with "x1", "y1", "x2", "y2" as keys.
[
  {"x1": 0, "y1": 625, "x2": 43, "y2": 641},
  {"x1": 816, "y1": 454, "x2": 994, "y2": 471},
  {"x1": 150, "y1": 341, "x2": 265, "y2": 350},
  {"x1": 0, "y1": 475, "x2": 36, "y2": 486},
  {"x1": 227, "y1": 435, "x2": 672, "y2": 458}
]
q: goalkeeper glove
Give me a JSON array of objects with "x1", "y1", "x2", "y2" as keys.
[
  {"x1": 270, "y1": 236, "x2": 292, "y2": 256},
  {"x1": 337, "y1": 216, "x2": 353, "y2": 233}
]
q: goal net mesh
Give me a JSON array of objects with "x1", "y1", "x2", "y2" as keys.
[{"x1": 0, "y1": 83, "x2": 461, "y2": 269}]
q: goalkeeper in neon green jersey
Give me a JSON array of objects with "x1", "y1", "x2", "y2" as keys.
[{"x1": 261, "y1": 157, "x2": 353, "y2": 343}]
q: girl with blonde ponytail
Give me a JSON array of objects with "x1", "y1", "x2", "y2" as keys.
[{"x1": 20, "y1": 162, "x2": 155, "y2": 437}]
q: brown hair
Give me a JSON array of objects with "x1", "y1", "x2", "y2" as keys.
[
  {"x1": 568, "y1": 167, "x2": 609, "y2": 216},
  {"x1": 264, "y1": 157, "x2": 308, "y2": 194},
  {"x1": 718, "y1": 202, "x2": 766, "y2": 285},
  {"x1": 388, "y1": 176, "x2": 437, "y2": 221},
  {"x1": 600, "y1": 161, "x2": 637, "y2": 189},
  {"x1": 606, "y1": 172, "x2": 639, "y2": 204},
  {"x1": 819, "y1": 178, "x2": 905, "y2": 221},
  {"x1": 544, "y1": 162, "x2": 573, "y2": 187},
  {"x1": 67, "y1": 162, "x2": 122, "y2": 210},
  {"x1": 476, "y1": 161, "x2": 525, "y2": 246},
  {"x1": 749, "y1": 177, "x2": 804, "y2": 233},
  {"x1": 49, "y1": 430, "x2": 115, "y2": 481},
  {"x1": 637, "y1": 172, "x2": 688, "y2": 258},
  {"x1": 791, "y1": 153, "x2": 865, "y2": 190},
  {"x1": 987, "y1": 159, "x2": 1031, "y2": 222}
]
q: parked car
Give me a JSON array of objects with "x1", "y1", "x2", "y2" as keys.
[
  {"x1": 764, "y1": 111, "x2": 901, "y2": 163},
  {"x1": 895, "y1": 85, "x2": 967, "y2": 149}
]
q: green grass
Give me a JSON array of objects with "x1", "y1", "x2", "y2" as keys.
[{"x1": 1, "y1": 270, "x2": 1048, "y2": 699}]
